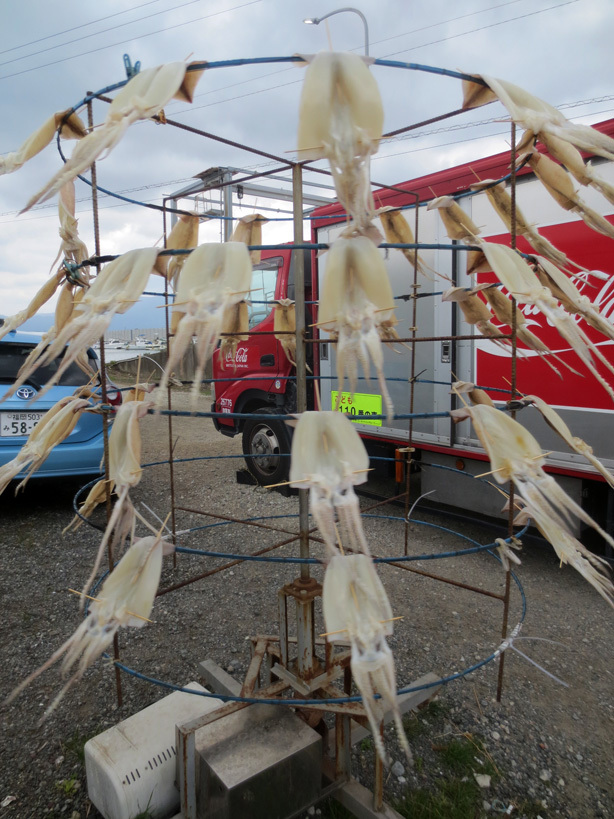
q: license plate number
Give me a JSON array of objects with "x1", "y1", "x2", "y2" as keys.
[
  {"x1": 331, "y1": 391, "x2": 382, "y2": 426},
  {"x1": 0, "y1": 412, "x2": 45, "y2": 437}
]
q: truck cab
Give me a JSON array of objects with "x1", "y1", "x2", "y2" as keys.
[{"x1": 211, "y1": 246, "x2": 313, "y2": 485}]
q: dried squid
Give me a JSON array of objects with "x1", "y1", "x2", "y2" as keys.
[
  {"x1": 22, "y1": 60, "x2": 204, "y2": 212},
  {"x1": 318, "y1": 236, "x2": 399, "y2": 421},
  {"x1": 274, "y1": 299, "x2": 297, "y2": 367},
  {"x1": 230, "y1": 213, "x2": 269, "y2": 264},
  {"x1": 0, "y1": 393, "x2": 92, "y2": 496},
  {"x1": 154, "y1": 211, "x2": 201, "y2": 288},
  {"x1": 156, "y1": 242, "x2": 253, "y2": 408},
  {"x1": 516, "y1": 394, "x2": 614, "y2": 490},
  {"x1": 322, "y1": 553, "x2": 412, "y2": 766},
  {"x1": 443, "y1": 286, "x2": 511, "y2": 351},
  {"x1": 3, "y1": 248, "x2": 159, "y2": 403},
  {"x1": 219, "y1": 301, "x2": 249, "y2": 366},
  {"x1": 377, "y1": 206, "x2": 439, "y2": 280},
  {"x1": 478, "y1": 241, "x2": 614, "y2": 402},
  {"x1": 426, "y1": 196, "x2": 481, "y2": 241},
  {"x1": 461, "y1": 74, "x2": 614, "y2": 161},
  {"x1": 5, "y1": 532, "x2": 166, "y2": 719},
  {"x1": 533, "y1": 255, "x2": 614, "y2": 342},
  {"x1": 81, "y1": 398, "x2": 152, "y2": 602},
  {"x1": 0, "y1": 108, "x2": 86, "y2": 176},
  {"x1": 297, "y1": 52, "x2": 383, "y2": 234},
  {"x1": 289, "y1": 411, "x2": 370, "y2": 558},
  {"x1": 470, "y1": 179, "x2": 585, "y2": 273},
  {"x1": 452, "y1": 403, "x2": 614, "y2": 606},
  {"x1": 519, "y1": 151, "x2": 614, "y2": 241}
]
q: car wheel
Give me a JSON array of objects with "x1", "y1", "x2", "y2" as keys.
[{"x1": 242, "y1": 408, "x2": 291, "y2": 485}]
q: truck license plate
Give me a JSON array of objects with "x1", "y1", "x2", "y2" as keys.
[
  {"x1": 0, "y1": 412, "x2": 45, "y2": 437},
  {"x1": 331, "y1": 391, "x2": 382, "y2": 426}
]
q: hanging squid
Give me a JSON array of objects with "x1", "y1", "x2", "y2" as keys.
[
  {"x1": 0, "y1": 393, "x2": 93, "y2": 496},
  {"x1": 461, "y1": 74, "x2": 614, "y2": 161},
  {"x1": 0, "y1": 108, "x2": 86, "y2": 176},
  {"x1": 297, "y1": 51, "x2": 383, "y2": 235},
  {"x1": 289, "y1": 411, "x2": 371, "y2": 558},
  {"x1": 22, "y1": 60, "x2": 204, "y2": 212},
  {"x1": 533, "y1": 255, "x2": 614, "y2": 342},
  {"x1": 513, "y1": 394, "x2": 614, "y2": 490},
  {"x1": 157, "y1": 242, "x2": 253, "y2": 408},
  {"x1": 154, "y1": 211, "x2": 201, "y2": 289},
  {"x1": 3, "y1": 248, "x2": 160, "y2": 403},
  {"x1": 5, "y1": 532, "x2": 167, "y2": 720},
  {"x1": 318, "y1": 236, "x2": 399, "y2": 421},
  {"x1": 81, "y1": 398, "x2": 152, "y2": 602},
  {"x1": 477, "y1": 240, "x2": 614, "y2": 403},
  {"x1": 426, "y1": 196, "x2": 481, "y2": 241},
  {"x1": 322, "y1": 553, "x2": 412, "y2": 767},
  {"x1": 377, "y1": 206, "x2": 441, "y2": 280},
  {"x1": 451, "y1": 402, "x2": 614, "y2": 607},
  {"x1": 274, "y1": 299, "x2": 298, "y2": 367},
  {"x1": 518, "y1": 151, "x2": 614, "y2": 241},
  {"x1": 230, "y1": 213, "x2": 269, "y2": 264},
  {"x1": 469, "y1": 179, "x2": 586, "y2": 273},
  {"x1": 219, "y1": 301, "x2": 249, "y2": 366}
]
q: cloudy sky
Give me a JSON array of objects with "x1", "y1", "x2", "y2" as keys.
[{"x1": 0, "y1": 0, "x2": 612, "y2": 319}]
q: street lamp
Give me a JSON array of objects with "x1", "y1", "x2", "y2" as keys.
[{"x1": 303, "y1": 7, "x2": 369, "y2": 56}]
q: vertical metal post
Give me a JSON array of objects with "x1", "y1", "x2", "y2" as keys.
[
  {"x1": 222, "y1": 169, "x2": 233, "y2": 241},
  {"x1": 292, "y1": 162, "x2": 310, "y2": 580},
  {"x1": 373, "y1": 727, "x2": 384, "y2": 810},
  {"x1": 162, "y1": 199, "x2": 178, "y2": 570},
  {"x1": 87, "y1": 96, "x2": 123, "y2": 709},
  {"x1": 497, "y1": 122, "x2": 517, "y2": 702}
]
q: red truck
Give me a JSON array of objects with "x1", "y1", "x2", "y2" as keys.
[{"x1": 211, "y1": 119, "x2": 614, "y2": 542}]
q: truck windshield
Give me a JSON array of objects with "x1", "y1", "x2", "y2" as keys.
[{"x1": 248, "y1": 257, "x2": 282, "y2": 328}]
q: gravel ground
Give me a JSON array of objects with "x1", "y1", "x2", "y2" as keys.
[{"x1": 0, "y1": 385, "x2": 613, "y2": 819}]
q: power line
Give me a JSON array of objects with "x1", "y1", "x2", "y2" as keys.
[
  {"x1": 0, "y1": 0, "x2": 263, "y2": 82},
  {"x1": 165, "y1": 0, "x2": 581, "y2": 119},
  {"x1": 381, "y1": 0, "x2": 579, "y2": 60},
  {"x1": 0, "y1": 0, "x2": 166, "y2": 56},
  {"x1": 0, "y1": 0, "x2": 206, "y2": 69},
  {"x1": 162, "y1": 0, "x2": 529, "y2": 107}
]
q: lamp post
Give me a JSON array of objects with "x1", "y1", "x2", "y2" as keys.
[{"x1": 303, "y1": 7, "x2": 369, "y2": 56}]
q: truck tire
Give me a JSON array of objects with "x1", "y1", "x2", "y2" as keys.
[{"x1": 242, "y1": 408, "x2": 291, "y2": 486}]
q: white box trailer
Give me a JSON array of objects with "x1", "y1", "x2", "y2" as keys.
[{"x1": 310, "y1": 121, "x2": 614, "y2": 540}]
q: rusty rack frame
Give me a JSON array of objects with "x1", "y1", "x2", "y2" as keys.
[{"x1": 79, "y1": 60, "x2": 524, "y2": 817}]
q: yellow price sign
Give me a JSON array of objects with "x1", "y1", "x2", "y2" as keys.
[{"x1": 331, "y1": 391, "x2": 382, "y2": 426}]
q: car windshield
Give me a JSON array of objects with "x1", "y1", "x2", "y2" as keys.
[{"x1": 0, "y1": 343, "x2": 98, "y2": 388}]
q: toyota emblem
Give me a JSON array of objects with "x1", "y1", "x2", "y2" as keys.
[{"x1": 16, "y1": 386, "x2": 36, "y2": 400}]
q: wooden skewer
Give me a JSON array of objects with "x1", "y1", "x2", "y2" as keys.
[
  {"x1": 266, "y1": 467, "x2": 374, "y2": 490},
  {"x1": 475, "y1": 452, "x2": 552, "y2": 479},
  {"x1": 265, "y1": 476, "x2": 308, "y2": 489},
  {"x1": 67, "y1": 589, "x2": 153, "y2": 623}
]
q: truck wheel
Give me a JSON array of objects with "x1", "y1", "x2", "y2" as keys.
[{"x1": 242, "y1": 408, "x2": 291, "y2": 486}]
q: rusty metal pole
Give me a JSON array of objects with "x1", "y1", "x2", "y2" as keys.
[
  {"x1": 292, "y1": 162, "x2": 310, "y2": 578},
  {"x1": 497, "y1": 122, "x2": 517, "y2": 702},
  {"x1": 292, "y1": 161, "x2": 318, "y2": 680},
  {"x1": 87, "y1": 96, "x2": 123, "y2": 708}
]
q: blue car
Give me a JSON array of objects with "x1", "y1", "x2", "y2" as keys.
[{"x1": 0, "y1": 330, "x2": 122, "y2": 480}]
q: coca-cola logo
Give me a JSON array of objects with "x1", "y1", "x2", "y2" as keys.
[{"x1": 225, "y1": 346, "x2": 248, "y2": 365}]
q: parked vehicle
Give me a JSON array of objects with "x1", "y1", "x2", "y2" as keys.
[
  {"x1": 211, "y1": 120, "x2": 614, "y2": 541},
  {"x1": 0, "y1": 330, "x2": 122, "y2": 480}
]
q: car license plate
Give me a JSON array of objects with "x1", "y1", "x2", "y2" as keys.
[
  {"x1": 331, "y1": 391, "x2": 382, "y2": 426},
  {"x1": 0, "y1": 412, "x2": 45, "y2": 437}
]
